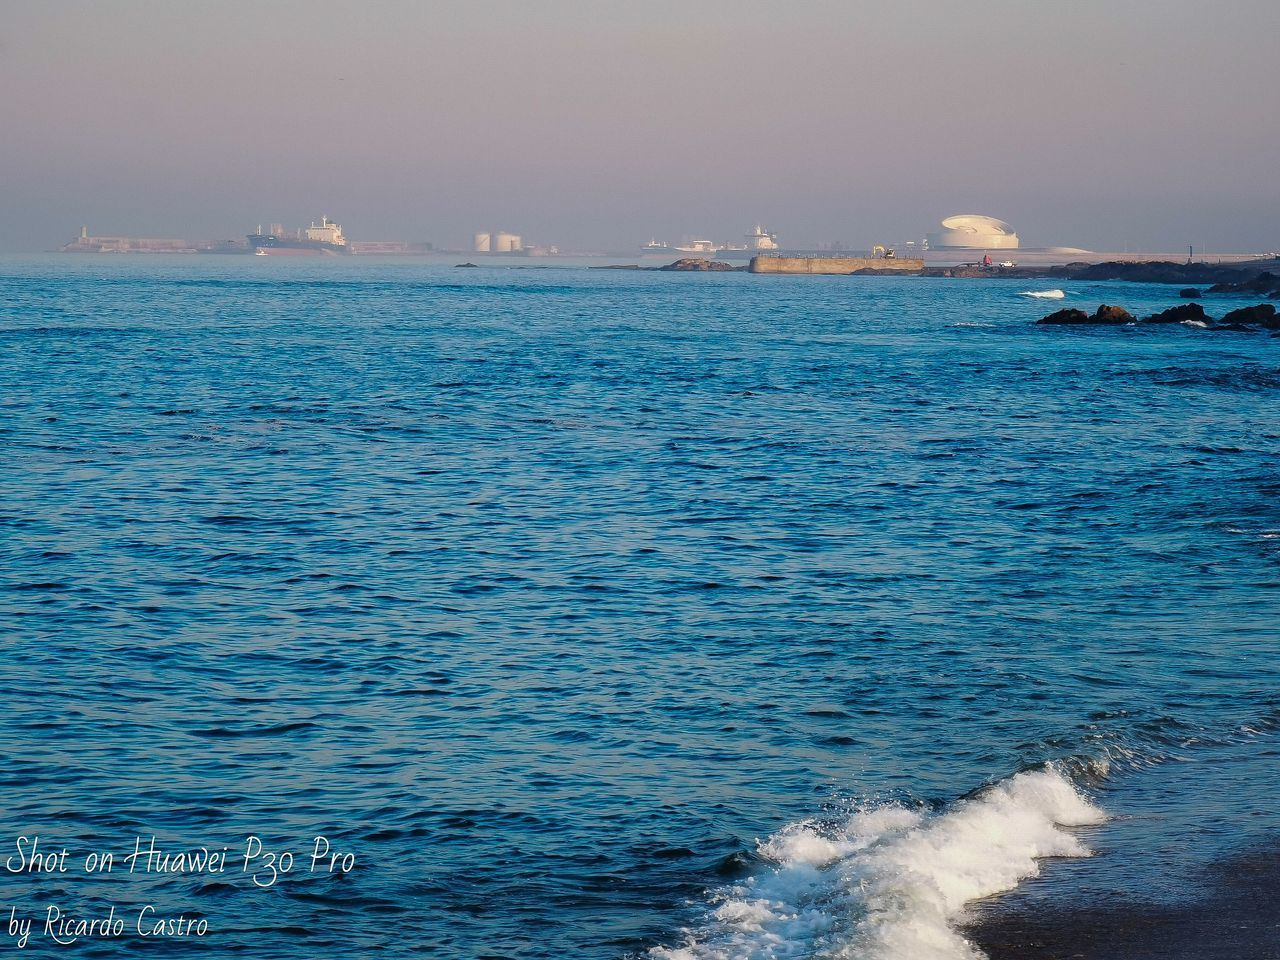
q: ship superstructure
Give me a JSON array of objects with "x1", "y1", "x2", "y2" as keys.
[{"x1": 745, "y1": 224, "x2": 779, "y2": 251}]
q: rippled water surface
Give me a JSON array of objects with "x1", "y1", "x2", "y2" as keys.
[{"x1": 1, "y1": 256, "x2": 1277, "y2": 958}]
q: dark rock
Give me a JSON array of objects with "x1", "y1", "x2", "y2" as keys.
[
  {"x1": 1179, "y1": 288, "x2": 1202, "y2": 299},
  {"x1": 1038, "y1": 304, "x2": 1136, "y2": 325},
  {"x1": 1091, "y1": 304, "x2": 1136, "y2": 324},
  {"x1": 1036, "y1": 308, "x2": 1090, "y2": 325},
  {"x1": 922, "y1": 259, "x2": 1280, "y2": 286},
  {"x1": 455, "y1": 262, "x2": 479, "y2": 268},
  {"x1": 1056, "y1": 261, "x2": 1233, "y2": 285},
  {"x1": 1208, "y1": 271, "x2": 1280, "y2": 296},
  {"x1": 1143, "y1": 303, "x2": 1208, "y2": 324},
  {"x1": 1250, "y1": 271, "x2": 1279, "y2": 294},
  {"x1": 1219, "y1": 303, "x2": 1278, "y2": 330},
  {"x1": 659, "y1": 258, "x2": 738, "y2": 272}
]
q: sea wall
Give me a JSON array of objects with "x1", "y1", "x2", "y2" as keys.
[{"x1": 748, "y1": 256, "x2": 925, "y2": 275}]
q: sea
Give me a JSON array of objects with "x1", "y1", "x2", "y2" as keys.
[{"x1": 1, "y1": 255, "x2": 1277, "y2": 959}]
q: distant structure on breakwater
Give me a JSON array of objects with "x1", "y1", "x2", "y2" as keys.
[
  {"x1": 60, "y1": 221, "x2": 435, "y2": 256},
  {"x1": 61, "y1": 226, "x2": 199, "y2": 254},
  {"x1": 749, "y1": 256, "x2": 924, "y2": 275}
]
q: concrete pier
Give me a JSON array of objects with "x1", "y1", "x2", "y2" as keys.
[{"x1": 748, "y1": 256, "x2": 924, "y2": 275}]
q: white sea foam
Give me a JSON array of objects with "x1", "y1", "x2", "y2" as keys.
[
  {"x1": 650, "y1": 766, "x2": 1105, "y2": 960},
  {"x1": 1019, "y1": 289, "x2": 1066, "y2": 299}
]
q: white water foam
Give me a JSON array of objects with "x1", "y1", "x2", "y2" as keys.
[
  {"x1": 650, "y1": 766, "x2": 1105, "y2": 960},
  {"x1": 1019, "y1": 289, "x2": 1066, "y2": 299}
]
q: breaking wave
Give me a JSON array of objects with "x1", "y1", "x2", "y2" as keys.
[
  {"x1": 1019, "y1": 289, "x2": 1066, "y2": 299},
  {"x1": 650, "y1": 766, "x2": 1104, "y2": 960}
]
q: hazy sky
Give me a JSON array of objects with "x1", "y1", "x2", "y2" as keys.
[{"x1": 3, "y1": 0, "x2": 1278, "y2": 253}]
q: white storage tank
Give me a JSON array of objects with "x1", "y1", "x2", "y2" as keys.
[
  {"x1": 473, "y1": 232, "x2": 492, "y2": 253},
  {"x1": 493, "y1": 231, "x2": 522, "y2": 253}
]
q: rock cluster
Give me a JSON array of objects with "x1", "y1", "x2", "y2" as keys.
[
  {"x1": 1037, "y1": 302, "x2": 1278, "y2": 331},
  {"x1": 1037, "y1": 304, "x2": 1134, "y2": 325},
  {"x1": 1208, "y1": 271, "x2": 1280, "y2": 299},
  {"x1": 658, "y1": 258, "x2": 739, "y2": 272}
]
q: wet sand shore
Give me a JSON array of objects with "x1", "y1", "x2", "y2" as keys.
[{"x1": 966, "y1": 841, "x2": 1280, "y2": 960}]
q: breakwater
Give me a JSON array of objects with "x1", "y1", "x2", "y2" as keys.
[{"x1": 748, "y1": 255, "x2": 924, "y2": 275}]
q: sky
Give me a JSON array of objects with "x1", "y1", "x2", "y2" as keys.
[{"x1": 2, "y1": 0, "x2": 1278, "y2": 253}]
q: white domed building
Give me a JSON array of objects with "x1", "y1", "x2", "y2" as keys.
[{"x1": 929, "y1": 215, "x2": 1020, "y2": 250}]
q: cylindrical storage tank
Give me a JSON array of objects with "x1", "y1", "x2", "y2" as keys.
[
  {"x1": 473, "y1": 232, "x2": 492, "y2": 253},
  {"x1": 493, "y1": 231, "x2": 518, "y2": 253}
]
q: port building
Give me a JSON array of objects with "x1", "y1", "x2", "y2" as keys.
[{"x1": 929, "y1": 215, "x2": 1020, "y2": 250}]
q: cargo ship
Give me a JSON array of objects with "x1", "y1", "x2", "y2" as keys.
[
  {"x1": 247, "y1": 217, "x2": 350, "y2": 256},
  {"x1": 672, "y1": 238, "x2": 721, "y2": 255}
]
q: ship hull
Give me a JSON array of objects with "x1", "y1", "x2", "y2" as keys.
[
  {"x1": 250, "y1": 246, "x2": 338, "y2": 257},
  {"x1": 247, "y1": 234, "x2": 349, "y2": 256}
]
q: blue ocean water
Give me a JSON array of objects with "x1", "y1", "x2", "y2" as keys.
[{"x1": 0, "y1": 256, "x2": 1277, "y2": 958}]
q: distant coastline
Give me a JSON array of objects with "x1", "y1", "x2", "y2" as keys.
[{"x1": 593, "y1": 255, "x2": 1280, "y2": 287}]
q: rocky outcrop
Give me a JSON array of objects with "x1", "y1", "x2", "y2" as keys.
[
  {"x1": 923, "y1": 259, "x2": 1280, "y2": 286},
  {"x1": 1039, "y1": 301, "x2": 1279, "y2": 332},
  {"x1": 1179, "y1": 288, "x2": 1202, "y2": 299},
  {"x1": 455, "y1": 262, "x2": 479, "y2": 268},
  {"x1": 1208, "y1": 271, "x2": 1280, "y2": 297},
  {"x1": 659, "y1": 258, "x2": 739, "y2": 272},
  {"x1": 1040, "y1": 261, "x2": 1273, "y2": 285},
  {"x1": 1036, "y1": 305, "x2": 1136, "y2": 325},
  {"x1": 1143, "y1": 303, "x2": 1208, "y2": 324},
  {"x1": 1219, "y1": 304, "x2": 1279, "y2": 329}
]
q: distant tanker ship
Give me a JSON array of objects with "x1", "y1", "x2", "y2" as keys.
[
  {"x1": 641, "y1": 226, "x2": 781, "y2": 258},
  {"x1": 248, "y1": 217, "x2": 350, "y2": 255}
]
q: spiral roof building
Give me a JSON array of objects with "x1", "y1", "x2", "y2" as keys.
[{"x1": 930, "y1": 215, "x2": 1020, "y2": 250}]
